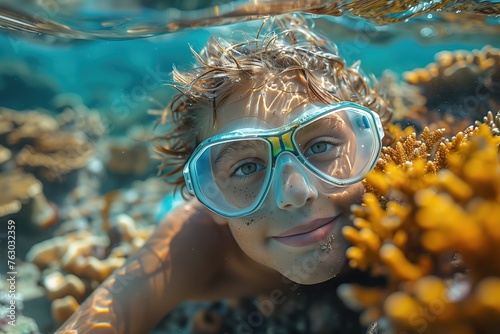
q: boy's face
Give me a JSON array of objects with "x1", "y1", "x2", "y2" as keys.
[{"x1": 203, "y1": 76, "x2": 364, "y2": 285}]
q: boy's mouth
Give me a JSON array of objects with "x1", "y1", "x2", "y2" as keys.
[{"x1": 272, "y1": 215, "x2": 339, "y2": 247}]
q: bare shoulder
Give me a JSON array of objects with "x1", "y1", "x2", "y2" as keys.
[
  {"x1": 151, "y1": 199, "x2": 231, "y2": 292},
  {"x1": 155, "y1": 199, "x2": 285, "y2": 301}
]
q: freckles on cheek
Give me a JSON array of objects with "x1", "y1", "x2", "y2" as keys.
[
  {"x1": 244, "y1": 218, "x2": 255, "y2": 226},
  {"x1": 237, "y1": 215, "x2": 265, "y2": 227},
  {"x1": 229, "y1": 218, "x2": 264, "y2": 241}
]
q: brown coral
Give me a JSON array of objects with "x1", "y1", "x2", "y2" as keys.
[
  {"x1": 0, "y1": 107, "x2": 95, "y2": 182},
  {"x1": 15, "y1": 132, "x2": 93, "y2": 181},
  {"x1": 26, "y1": 206, "x2": 154, "y2": 322},
  {"x1": 43, "y1": 272, "x2": 87, "y2": 301},
  {"x1": 339, "y1": 117, "x2": 500, "y2": 334},
  {"x1": 55, "y1": 101, "x2": 108, "y2": 141},
  {"x1": 0, "y1": 145, "x2": 12, "y2": 165},
  {"x1": 404, "y1": 46, "x2": 500, "y2": 111},
  {"x1": 0, "y1": 170, "x2": 57, "y2": 230},
  {"x1": 399, "y1": 46, "x2": 500, "y2": 136},
  {"x1": 0, "y1": 108, "x2": 59, "y2": 146},
  {"x1": 26, "y1": 229, "x2": 125, "y2": 280},
  {"x1": 51, "y1": 295, "x2": 80, "y2": 323}
]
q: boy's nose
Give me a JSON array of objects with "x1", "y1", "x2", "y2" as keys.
[{"x1": 275, "y1": 157, "x2": 318, "y2": 209}]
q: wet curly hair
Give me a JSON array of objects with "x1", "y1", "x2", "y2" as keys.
[{"x1": 153, "y1": 14, "x2": 393, "y2": 192}]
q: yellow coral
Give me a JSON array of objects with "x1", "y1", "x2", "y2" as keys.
[{"x1": 339, "y1": 116, "x2": 500, "y2": 334}]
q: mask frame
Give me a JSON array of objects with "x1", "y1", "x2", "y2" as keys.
[{"x1": 183, "y1": 102, "x2": 385, "y2": 218}]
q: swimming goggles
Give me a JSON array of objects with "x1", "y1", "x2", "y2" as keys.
[{"x1": 183, "y1": 102, "x2": 384, "y2": 218}]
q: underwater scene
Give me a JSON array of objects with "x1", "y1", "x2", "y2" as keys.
[{"x1": 1, "y1": 0, "x2": 500, "y2": 333}]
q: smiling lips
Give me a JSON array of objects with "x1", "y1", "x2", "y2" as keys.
[{"x1": 272, "y1": 216, "x2": 338, "y2": 247}]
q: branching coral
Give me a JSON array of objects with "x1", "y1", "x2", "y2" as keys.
[
  {"x1": 382, "y1": 46, "x2": 500, "y2": 137},
  {"x1": 480, "y1": 109, "x2": 500, "y2": 135},
  {"x1": 339, "y1": 113, "x2": 500, "y2": 334}
]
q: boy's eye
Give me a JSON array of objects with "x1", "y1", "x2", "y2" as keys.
[
  {"x1": 233, "y1": 161, "x2": 265, "y2": 176},
  {"x1": 306, "y1": 142, "x2": 332, "y2": 154},
  {"x1": 303, "y1": 138, "x2": 338, "y2": 156}
]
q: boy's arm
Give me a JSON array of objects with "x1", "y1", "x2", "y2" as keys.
[{"x1": 54, "y1": 199, "x2": 229, "y2": 334}]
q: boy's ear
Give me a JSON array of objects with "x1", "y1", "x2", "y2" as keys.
[{"x1": 208, "y1": 211, "x2": 229, "y2": 225}]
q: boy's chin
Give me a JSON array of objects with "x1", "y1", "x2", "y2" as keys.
[
  {"x1": 283, "y1": 267, "x2": 340, "y2": 285},
  {"x1": 280, "y1": 254, "x2": 349, "y2": 286},
  {"x1": 290, "y1": 273, "x2": 336, "y2": 285}
]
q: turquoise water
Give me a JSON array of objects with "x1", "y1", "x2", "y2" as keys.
[
  {"x1": 1, "y1": 2, "x2": 500, "y2": 333},
  {"x1": 1, "y1": 19, "x2": 498, "y2": 128}
]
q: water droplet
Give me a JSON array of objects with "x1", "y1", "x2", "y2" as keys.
[{"x1": 420, "y1": 27, "x2": 436, "y2": 38}]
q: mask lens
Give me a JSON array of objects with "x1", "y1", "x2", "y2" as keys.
[
  {"x1": 191, "y1": 138, "x2": 271, "y2": 215},
  {"x1": 294, "y1": 108, "x2": 378, "y2": 184}
]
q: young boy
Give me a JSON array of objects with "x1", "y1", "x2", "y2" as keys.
[{"x1": 55, "y1": 15, "x2": 392, "y2": 333}]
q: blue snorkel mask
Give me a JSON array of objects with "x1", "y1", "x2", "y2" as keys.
[{"x1": 183, "y1": 102, "x2": 384, "y2": 218}]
